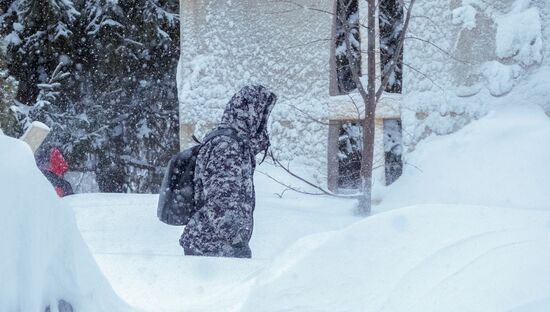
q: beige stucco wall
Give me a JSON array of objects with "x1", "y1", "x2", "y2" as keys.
[
  {"x1": 178, "y1": 0, "x2": 550, "y2": 189},
  {"x1": 178, "y1": 0, "x2": 334, "y2": 181},
  {"x1": 178, "y1": 0, "x2": 403, "y2": 187},
  {"x1": 403, "y1": 0, "x2": 549, "y2": 148}
]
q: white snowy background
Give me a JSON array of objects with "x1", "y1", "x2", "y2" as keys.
[
  {"x1": 59, "y1": 103, "x2": 550, "y2": 312},
  {"x1": 5, "y1": 103, "x2": 548, "y2": 311},
  {"x1": 2, "y1": 0, "x2": 550, "y2": 311}
]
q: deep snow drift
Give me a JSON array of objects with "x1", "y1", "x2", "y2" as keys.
[
  {"x1": 377, "y1": 104, "x2": 550, "y2": 211},
  {"x1": 63, "y1": 105, "x2": 550, "y2": 312},
  {"x1": 0, "y1": 135, "x2": 129, "y2": 311},
  {"x1": 65, "y1": 192, "x2": 359, "y2": 311},
  {"x1": 238, "y1": 106, "x2": 550, "y2": 312},
  {"x1": 240, "y1": 205, "x2": 550, "y2": 312}
]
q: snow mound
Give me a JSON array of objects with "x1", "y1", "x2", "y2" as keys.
[
  {"x1": 452, "y1": 4, "x2": 477, "y2": 30},
  {"x1": 240, "y1": 204, "x2": 550, "y2": 312},
  {"x1": 0, "y1": 135, "x2": 130, "y2": 311},
  {"x1": 481, "y1": 61, "x2": 522, "y2": 96},
  {"x1": 379, "y1": 104, "x2": 550, "y2": 210},
  {"x1": 238, "y1": 104, "x2": 550, "y2": 311}
]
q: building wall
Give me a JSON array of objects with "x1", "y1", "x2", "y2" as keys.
[
  {"x1": 403, "y1": 0, "x2": 550, "y2": 149},
  {"x1": 179, "y1": 0, "x2": 550, "y2": 187},
  {"x1": 178, "y1": 0, "x2": 334, "y2": 181},
  {"x1": 178, "y1": 0, "x2": 408, "y2": 186}
]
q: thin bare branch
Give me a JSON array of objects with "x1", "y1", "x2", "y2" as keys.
[
  {"x1": 347, "y1": 93, "x2": 364, "y2": 120},
  {"x1": 404, "y1": 35, "x2": 471, "y2": 64},
  {"x1": 268, "y1": 151, "x2": 362, "y2": 199},
  {"x1": 263, "y1": 8, "x2": 302, "y2": 15},
  {"x1": 410, "y1": 15, "x2": 445, "y2": 35},
  {"x1": 402, "y1": 62, "x2": 445, "y2": 93},
  {"x1": 282, "y1": 38, "x2": 331, "y2": 51},
  {"x1": 270, "y1": 0, "x2": 334, "y2": 16},
  {"x1": 288, "y1": 104, "x2": 330, "y2": 125},
  {"x1": 257, "y1": 170, "x2": 326, "y2": 196},
  {"x1": 404, "y1": 160, "x2": 423, "y2": 173}
]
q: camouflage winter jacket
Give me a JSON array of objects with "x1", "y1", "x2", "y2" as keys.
[{"x1": 179, "y1": 85, "x2": 277, "y2": 258}]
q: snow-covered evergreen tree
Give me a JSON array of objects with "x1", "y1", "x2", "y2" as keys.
[
  {"x1": 333, "y1": 0, "x2": 361, "y2": 94},
  {"x1": 0, "y1": 0, "x2": 180, "y2": 193},
  {"x1": 0, "y1": 0, "x2": 79, "y2": 103},
  {"x1": 89, "y1": 0, "x2": 180, "y2": 193},
  {"x1": 379, "y1": 0, "x2": 403, "y2": 93},
  {"x1": 11, "y1": 63, "x2": 70, "y2": 133},
  {"x1": 0, "y1": 50, "x2": 20, "y2": 136}
]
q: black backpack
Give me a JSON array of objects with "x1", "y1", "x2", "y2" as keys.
[{"x1": 157, "y1": 128, "x2": 244, "y2": 226}]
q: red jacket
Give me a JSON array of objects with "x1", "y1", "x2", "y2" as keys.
[{"x1": 48, "y1": 148, "x2": 69, "y2": 196}]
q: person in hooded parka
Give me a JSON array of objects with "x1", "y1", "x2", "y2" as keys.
[{"x1": 180, "y1": 85, "x2": 277, "y2": 258}]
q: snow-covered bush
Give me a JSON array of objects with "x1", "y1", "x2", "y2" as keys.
[
  {"x1": 403, "y1": 0, "x2": 548, "y2": 149},
  {"x1": 480, "y1": 61, "x2": 522, "y2": 96},
  {"x1": 495, "y1": 2, "x2": 543, "y2": 66},
  {"x1": 452, "y1": 4, "x2": 477, "y2": 30}
]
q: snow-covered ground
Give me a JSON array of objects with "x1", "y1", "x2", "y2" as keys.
[
  {"x1": 64, "y1": 186, "x2": 359, "y2": 311},
  {"x1": 2, "y1": 101, "x2": 548, "y2": 311},
  {"x1": 61, "y1": 104, "x2": 550, "y2": 311}
]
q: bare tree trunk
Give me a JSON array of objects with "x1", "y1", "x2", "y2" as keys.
[
  {"x1": 340, "y1": 0, "x2": 376, "y2": 215},
  {"x1": 269, "y1": 0, "x2": 416, "y2": 213},
  {"x1": 356, "y1": 0, "x2": 376, "y2": 215}
]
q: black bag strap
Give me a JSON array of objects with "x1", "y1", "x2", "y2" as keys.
[{"x1": 192, "y1": 134, "x2": 202, "y2": 144}]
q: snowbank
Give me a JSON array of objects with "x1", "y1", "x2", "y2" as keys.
[
  {"x1": 238, "y1": 105, "x2": 550, "y2": 311},
  {"x1": 378, "y1": 104, "x2": 550, "y2": 210},
  {"x1": 0, "y1": 135, "x2": 130, "y2": 311},
  {"x1": 240, "y1": 204, "x2": 550, "y2": 312}
]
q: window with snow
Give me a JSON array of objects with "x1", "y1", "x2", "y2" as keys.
[
  {"x1": 383, "y1": 119, "x2": 403, "y2": 185},
  {"x1": 379, "y1": 0, "x2": 403, "y2": 93},
  {"x1": 328, "y1": 118, "x2": 403, "y2": 191},
  {"x1": 330, "y1": 0, "x2": 361, "y2": 95},
  {"x1": 338, "y1": 121, "x2": 363, "y2": 189}
]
